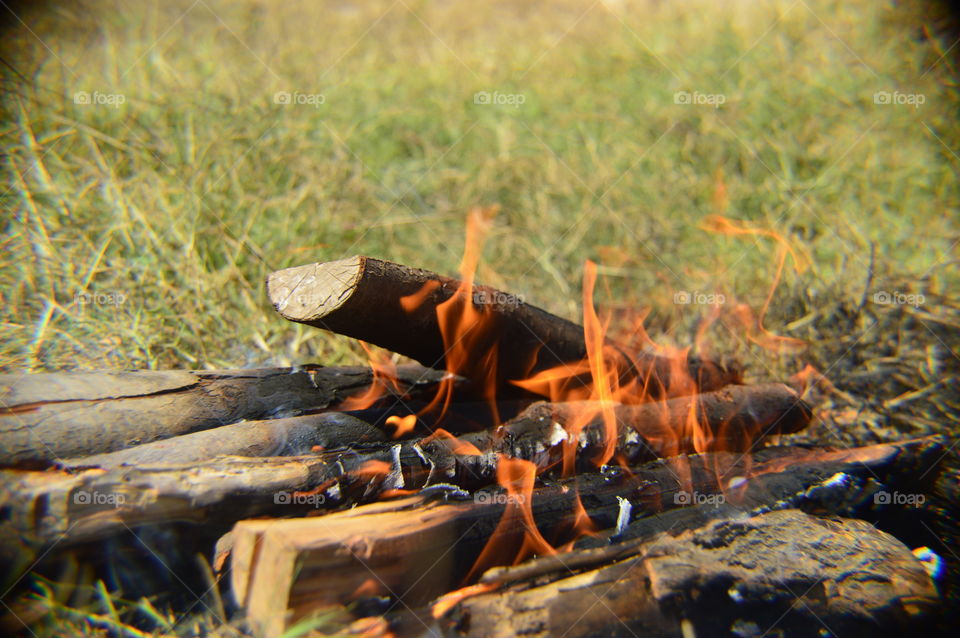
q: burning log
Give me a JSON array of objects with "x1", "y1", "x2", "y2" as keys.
[
  {"x1": 0, "y1": 364, "x2": 445, "y2": 467},
  {"x1": 266, "y1": 256, "x2": 740, "y2": 396},
  {"x1": 228, "y1": 436, "x2": 943, "y2": 637},
  {"x1": 441, "y1": 509, "x2": 939, "y2": 638},
  {"x1": 500, "y1": 382, "x2": 812, "y2": 471},
  {"x1": 319, "y1": 382, "x2": 812, "y2": 492}
]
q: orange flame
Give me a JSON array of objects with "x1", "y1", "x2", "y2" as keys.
[
  {"x1": 421, "y1": 428, "x2": 483, "y2": 456},
  {"x1": 465, "y1": 456, "x2": 555, "y2": 584},
  {"x1": 339, "y1": 342, "x2": 401, "y2": 411},
  {"x1": 353, "y1": 460, "x2": 392, "y2": 480},
  {"x1": 350, "y1": 578, "x2": 386, "y2": 599},
  {"x1": 401, "y1": 206, "x2": 503, "y2": 424},
  {"x1": 701, "y1": 215, "x2": 808, "y2": 353},
  {"x1": 385, "y1": 414, "x2": 417, "y2": 438},
  {"x1": 431, "y1": 582, "x2": 499, "y2": 619},
  {"x1": 581, "y1": 260, "x2": 620, "y2": 468}
]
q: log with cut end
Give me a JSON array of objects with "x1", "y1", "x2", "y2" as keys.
[
  {"x1": 0, "y1": 364, "x2": 445, "y2": 467},
  {"x1": 266, "y1": 256, "x2": 740, "y2": 396},
  {"x1": 441, "y1": 509, "x2": 939, "y2": 638},
  {"x1": 228, "y1": 436, "x2": 943, "y2": 637}
]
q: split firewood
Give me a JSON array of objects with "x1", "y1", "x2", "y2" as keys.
[
  {"x1": 64, "y1": 412, "x2": 386, "y2": 469},
  {"x1": 441, "y1": 509, "x2": 939, "y2": 638},
  {"x1": 0, "y1": 364, "x2": 446, "y2": 467},
  {"x1": 229, "y1": 436, "x2": 943, "y2": 637},
  {"x1": 266, "y1": 256, "x2": 741, "y2": 396}
]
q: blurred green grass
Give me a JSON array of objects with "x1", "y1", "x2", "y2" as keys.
[{"x1": 1, "y1": 0, "x2": 957, "y2": 381}]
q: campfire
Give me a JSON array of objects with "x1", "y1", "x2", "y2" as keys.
[{"x1": 0, "y1": 209, "x2": 945, "y2": 637}]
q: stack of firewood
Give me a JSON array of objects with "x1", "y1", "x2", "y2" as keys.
[{"x1": 0, "y1": 256, "x2": 946, "y2": 637}]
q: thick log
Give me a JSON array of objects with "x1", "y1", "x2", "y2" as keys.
[
  {"x1": 0, "y1": 455, "x2": 344, "y2": 580},
  {"x1": 64, "y1": 412, "x2": 386, "y2": 469},
  {"x1": 0, "y1": 364, "x2": 445, "y2": 467},
  {"x1": 442, "y1": 509, "x2": 939, "y2": 638},
  {"x1": 229, "y1": 436, "x2": 943, "y2": 637},
  {"x1": 266, "y1": 256, "x2": 741, "y2": 396}
]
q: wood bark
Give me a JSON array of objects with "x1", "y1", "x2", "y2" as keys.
[
  {"x1": 228, "y1": 436, "x2": 943, "y2": 638},
  {"x1": 0, "y1": 455, "x2": 341, "y2": 578},
  {"x1": 0, "y1": 364, "x2": 445, "y2": 467},
  {"x1": 442, "y1": 509, "x2": 939, "y2": 638},
  {"x1": 64, "y1": 412, "x2": 387, "y2": 469},
  {"x1": 266, "y1": 256, "x2": 741, "y2": 396}
]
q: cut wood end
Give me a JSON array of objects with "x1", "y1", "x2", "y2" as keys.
[{"x1": 267, "y1": 256, "x2": 364, "y2": 322}]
